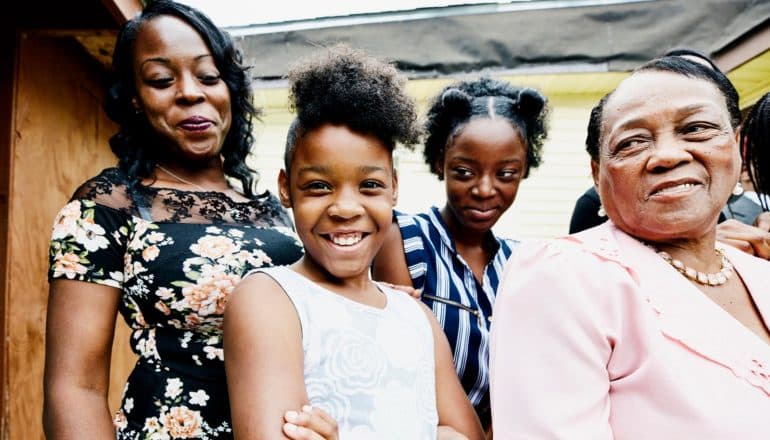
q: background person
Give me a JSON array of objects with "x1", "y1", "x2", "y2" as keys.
[
  {"x1": 43, "y1": 1, "x2": 303, "y2": 437},
  {"x1": 372, "y1": 76, "x2": 549, "y2": 434},
  {"x1": 491, "y1": 56, "x2": 770, "y2": 438}
]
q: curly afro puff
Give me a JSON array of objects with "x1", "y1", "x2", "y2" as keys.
[
  {"x1": 284, "y1": 44, "x2": 422, "y2": 170},
  {"x1": 423, "y1": 76, "x2": 549, "y2": 179}
]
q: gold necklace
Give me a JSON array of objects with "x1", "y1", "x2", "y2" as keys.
[
  {"x1": 656, "y1": 247, "x2": 734, "y2": 286},
  {"x1": 156, "y1": 164, "x2": 211, "y2": 192}
]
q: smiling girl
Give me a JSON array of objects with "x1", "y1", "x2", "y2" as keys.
[{"x1": 224, "y1": 45, "x2": 484, "y2": 440}]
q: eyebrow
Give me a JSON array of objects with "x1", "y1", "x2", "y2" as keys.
[
  {"x1": 613, "y1": 104, "x2": 716, "y2": 131},
  {"x1": 140, "y1": 54, "x2": 213, "y2": 69},
  {"x1": 297, "y1": 164, "x2": 388, "y2": 176},
  {"x1": 451, "y1": 155, "x2": 523, "y2": 165}
]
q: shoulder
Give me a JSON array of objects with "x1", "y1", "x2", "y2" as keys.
[
  {"x1": 248, "y1": 189, "x2": 295, "y2": 227},
  {"x1": 227, "y1": 268, "x2": 297, "y2": 321},
  {"x1": 68, "y1": 167, "x2": 136, "y2": 213},
  {"x1": 500, "y1": 225, "x2": 638, "y2": 303}
]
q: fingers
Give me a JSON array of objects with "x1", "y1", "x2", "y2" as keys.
[
  {"x1": 717, "y1": 220, "x2": 770, "y2": 260},
  {"x1": 755, "y1": 212, "x2": 770, "y2": 231},
  {"x1": 718, "y1": 238, "x2": 755, "y2": 256},
  {"x1": 283, "y1": 406, "x2": 338, "y2": 440},
  {"x1": 380, "y1": 282, "x2": 422, "y2": 299}
]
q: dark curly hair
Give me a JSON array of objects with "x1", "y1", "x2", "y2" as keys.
[
  {"x1": 104, "y1": 0, "x2": 261, "y2": 196},
  {"x1": 586, "y1": 56, "x2": 740, "y2": 162},
  {"x1": 742, "y1": 92, "x2": 770, "y2": 210},
  {"x1": 284, "y1": 44, "x2": 421, "y2": 170},
  {"x1": 423, "y1": 77, "x2": 549, "y2": 179}
]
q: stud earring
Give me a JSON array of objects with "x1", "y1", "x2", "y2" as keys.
[{"x1": 597, "y1": 204, "x2": 606, "y2": 217}]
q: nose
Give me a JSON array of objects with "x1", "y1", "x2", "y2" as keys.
[
  {"x1": 328, "y1": 188, "x2": 365, "y2": 220},
  {"x1": 471, "y1": 174, "x2": 496, "y2": 198},
  {"x1": 175, "y1": 74, "x2": 205, "y2": 104},
  {"x1": 645, "y1": 134, "x2": 693, "y2": 173}
]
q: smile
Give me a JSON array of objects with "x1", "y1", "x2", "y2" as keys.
[
  {"x1": 327, "y1": 232, "x2": 365, "y2": 246},
  {"x1": 650, "y1": 182, "x2": 701, "y2": 197},
  {"x1": 466, "y1": 207, "x2": 498, "y2": 220}
]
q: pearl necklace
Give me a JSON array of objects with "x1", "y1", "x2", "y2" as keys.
[
  {"x1": 656, "y1": 247, "x2": 734, "y2": 286},
  {"x1": 156, "y1": 164, "x2": 211, "y2": 192}
]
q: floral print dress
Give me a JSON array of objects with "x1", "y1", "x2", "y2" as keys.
[{"x1": 48, "y1": 168, "x2": 304, "y2": 439}]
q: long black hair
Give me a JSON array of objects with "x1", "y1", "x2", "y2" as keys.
[{"x1": 104, "y1": 0, "x2": 260, "y2": 196}]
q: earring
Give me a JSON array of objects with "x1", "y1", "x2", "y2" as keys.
[{"x1": 732, "y1": 181, "x2": 744, "y2": 196}]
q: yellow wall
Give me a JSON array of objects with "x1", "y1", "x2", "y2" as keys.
[
  {"x1": 249, "y1": 51, "x2": 770, "y2": 240},
  {"x1": 248, "y1": 75, "x2": 619, "y2": 240}
]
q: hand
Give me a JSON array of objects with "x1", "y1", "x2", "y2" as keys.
[
  {"x1": 283, "y1": 405, "x2": 338, "y2": 440},
  {"x1": 754, "y1": 211, "x2": 770, "y2": 231},
  {"x1": 379, "y1": 282, "x2": 422, "y2": 299},
  {"x1": 438, "y1": 425, "x2": 470, "y2": 440},
  {"x1": 717, "y1": 219, "x2": 770, "y2": 260}
]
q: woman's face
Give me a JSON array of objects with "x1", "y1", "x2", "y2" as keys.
[
  {"x1": 440, "y1": 117, "x2": 527, "y2": 236},
  {"x1": 132, "y1": 15, "x2": 232, "y2": 164},
  {"x1": 592, "y1": 70, "x2": 741, "y2": 242}
]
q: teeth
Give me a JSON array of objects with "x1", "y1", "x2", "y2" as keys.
[
  {"x1": 329, "y1": 232, "x2": 363, "y2": 246},
  {"x1": 656, "y1": 183, "x2": 696, "y2": 195}
]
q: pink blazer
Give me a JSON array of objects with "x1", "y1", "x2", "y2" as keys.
[{"x1": 490, "y1": 221, "x2": 770, "y2": 439}]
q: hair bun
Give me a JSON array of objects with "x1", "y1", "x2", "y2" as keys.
[
  {"x1": 516, "y1": 88, "x2": 546, "y2": 119},
  {"x1": 440, "y1": 88, "x2": 472, "y2": 113}
]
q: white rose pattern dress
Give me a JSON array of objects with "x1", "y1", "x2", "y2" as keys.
[{"x1": 47, "y1": 167, "x2": 304, "y2": 439}]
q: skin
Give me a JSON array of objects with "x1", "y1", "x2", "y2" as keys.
[
  {"x1": 373, "y1": 117, "x2": 528, "y2": 289},
  {"x1": 43, "y1": 16, "x2": 238, "y2": 438},
  {"x1": 225, "y1": 123, "x2": 483, "y2": 439},
  {"x1": 132, "y1": 15, "x2": 241, "y2": 198},
  {"x1": 591, "y1": 70, "x2": 770, "y2": 346}
]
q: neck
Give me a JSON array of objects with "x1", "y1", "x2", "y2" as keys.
[
  {"x1": 440, "y1": 205, "x2": 491, "y2": 248},
  {"x1": 649, "y1": 232, "x2": 721, "y2": 273},
  {"x1": 155, "y1": 160, "x2": 229, "y2": 191},
  {"x1": 293, "y1": 257, "x2": 374, "y2": 294}
]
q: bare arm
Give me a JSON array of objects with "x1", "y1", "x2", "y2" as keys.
[
  {"x1": 419, "y1": 302, "x2": 485, "y2": 440},
  {"x1": 225, "y1": 273, "x2": 308, "y2": 439},
  {"x1": 43, "y1": 279, "x2": 120, "y2": 439},
  {"x1": 371, "y1": 220, "x2": 413, "y2": 286}
]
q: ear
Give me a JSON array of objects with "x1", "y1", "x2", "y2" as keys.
[
  {"x1": 277, "y1": 169, "x2": 291, "y2": 208},
  {"x1": 391, "y1": 168, "x2": 399, "y2": 206},
  {"x1": 433, "y1": 159, "x2": 445, "y2": 180},
  {"x1": 590, "y1": 160, "x2": 600, "y2": 189}
]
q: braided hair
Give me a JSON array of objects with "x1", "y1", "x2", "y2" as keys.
[{"x1": 423, "y1": 77, "x2": 549, "y2": 179}]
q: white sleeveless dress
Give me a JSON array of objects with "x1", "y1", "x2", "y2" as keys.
[{"x1": 257, "y1": 265, "x2": 438, "y2": 439}]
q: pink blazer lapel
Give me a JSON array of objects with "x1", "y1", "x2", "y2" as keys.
[{"x1": 572, "y1": 222, "x2": 770, "y2": 396}]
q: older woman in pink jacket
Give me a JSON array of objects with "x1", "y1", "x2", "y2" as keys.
[{"x1": 490, "y1": 56, "x2": 770, "y2": 439}]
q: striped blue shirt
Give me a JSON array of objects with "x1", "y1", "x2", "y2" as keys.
[{"x1": 396, "y1": 206, "x2": 517, "y2": 428}]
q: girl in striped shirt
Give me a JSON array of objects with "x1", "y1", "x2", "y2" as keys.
[{"x1": 372, "y1": 77, "x2": 549, "y2": 435}]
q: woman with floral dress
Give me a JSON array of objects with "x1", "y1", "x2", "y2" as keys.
[{"x1": 43, "y1": 1, "x2": 303, "y2": 438}]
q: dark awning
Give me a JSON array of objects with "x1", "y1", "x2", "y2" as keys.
[{"x1": 231, "y1": 0, "x2": 770, "y2": 81}]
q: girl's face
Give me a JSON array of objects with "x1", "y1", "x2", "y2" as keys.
[
  {"x1": 439, "y1": 117, "x2": 528, "y2": 236},
  {"x1": 279, "y1": 124, "x2": 397, "y2": 282},
  {"x1": 132, "y1": 15, "x2": 232, "y2": 164}
]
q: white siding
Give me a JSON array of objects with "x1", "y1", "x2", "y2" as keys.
[{"x1": 249, "y1": 86, "x2": 605, "y2": 240}]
